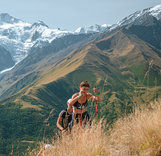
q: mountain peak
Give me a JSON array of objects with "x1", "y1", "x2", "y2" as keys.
[
  {"x1": 0, "y1": 13, "x2": 21, "y2": 25},
  {"x1": 110, "y1": 4, "x2": 161, "y2": 31},
  {"x1": 74, "y1": 24, "x2": 109, "y2": 34},
  {"x1": 150, "y1": 4, "x2": 161, "y2": 12},
  {"x1": 32, "y1": 20, "x2": 49, "y2": 28},
  {"x1": 149, "y1": 4, "x2": 161, "y2": 20}
]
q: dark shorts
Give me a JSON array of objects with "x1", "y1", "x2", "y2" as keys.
[
  {"x1": 74, "y1": 111, "x2": 90, "y2": 124},
  {"x1": 69, "y1": 111, "x2": 91, "y2": 128}
]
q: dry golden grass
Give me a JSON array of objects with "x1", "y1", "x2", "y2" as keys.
[
  {"x1": 106, "y1": 100, "x2": 161, "y2": 156},
  {"x1": 33, "y1": 101, "x2": 161, "y2": 156},
  {"x1": 36, "y1": 123, "x2": 107, "y2": 156}
]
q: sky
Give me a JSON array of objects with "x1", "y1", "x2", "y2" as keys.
[{"x1": 0, "y1": 0, "x2": 161, "y2": 31}]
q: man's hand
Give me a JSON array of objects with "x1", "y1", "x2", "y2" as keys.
[
  {"x1": 78, "y1": 91, "x2": 84, "y2": 99},
  {"x1": 93, "y1": 88, "x2": 100, "y2": 95},
  {"x1": 62, "y1": 129, "x2": 67, "y2": 134}
]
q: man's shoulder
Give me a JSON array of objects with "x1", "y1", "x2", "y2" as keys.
[
  {"x1": 72, "y1": 93, "x2": 79, "y2": 98},
  {"x1": 59, "y1": 109, "x2": 67, "y2": 118},
  {"x1": 87, "y1": 93, "x2": 93, "y2": 97},
  {"x1": 87, "y1": 93, "x2": 93, "y2": 100}
]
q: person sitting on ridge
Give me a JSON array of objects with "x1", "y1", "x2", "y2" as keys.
[{"x1": 68, "y1": 81, "x2": 101, "y2": 127}]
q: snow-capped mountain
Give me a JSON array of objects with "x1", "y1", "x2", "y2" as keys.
[
  {"x1": 110, "y1": 4, "x2": 161, "y2": 31},
  {"x1": 0, "y1": 13, "x2": 109, "y2": 73},
  {"x1": 0, "y1": 13, "x2": 73, "y2": 65},
  {"x1": 74, "y1": 24, "x2": 110, "y2": 34},
  {"x1": 0, "y1": 13, "x2": 21, "y2": 25},
  {"x1": 1, "y1": 4, "x2": 161, "y2": 73}
]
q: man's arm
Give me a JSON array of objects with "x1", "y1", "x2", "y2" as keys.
[
  {"x1": 88, "y1": 93, "x2": 101, "y2": 102},
  {"x1": 57, "y1": 116, "x2": 67, "y2": 134},
  {"x1": 68, "y1": 93, "x2": 79, "y2": 107},
  {"x1": 56, "y1": 116, "x2": 64, "y2": 131}
]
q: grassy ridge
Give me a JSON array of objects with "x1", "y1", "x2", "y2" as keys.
[
  {"x1": 37, "y1": 100, "x2": 161, "y2": 156},
  {"x1": 1, "y1": 42, "x2": 161, "y2": 155}
]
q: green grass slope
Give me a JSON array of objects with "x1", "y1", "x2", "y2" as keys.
[{"x1": 0, "y1": 27, "x2": 161, "y2": 155}]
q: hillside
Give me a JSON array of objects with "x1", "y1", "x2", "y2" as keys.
[
  {"x1": 0, "y1": 46, "x2": 15, "y2": 71},
  {"x1": 38, "y1": 100, "x2": 161, "y2": 156},
  {"x1": 1, "y1": 25, "x2": 161, "y2": 154},
  {"x1": 0, "y1": 5, "x2": 161, "y2": 155},
  {"x1": 0, "y1": 33, "x2": 94, "y2": 98}
]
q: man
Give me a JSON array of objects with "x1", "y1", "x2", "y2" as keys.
[
  {"x1": 57, "y1": 99, "x2": 73, "y2": 134},
  {"x1": 68, "y1": 81, "x2": 101, "y2": 126}
]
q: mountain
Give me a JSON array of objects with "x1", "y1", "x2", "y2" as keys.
[
  {"x1": 0, "y1": 5, "x2": 161, "y2": 155},
  {"x1": 0, "y1": 45, "x2": 15, "y2": 71},
  {"x1": 0, "y1": 13, "x2": 72, "y2": 67},
  {"x1": 0, "y1": 13, "x2": 109, "y2": 73},
  {"x1": 0, "y1": 33, "x2": 95, "y2": 98},
  {"x1": 74, "y1": 24, "x2": 110, "y2": 34},
  {"x1": 109, "y1": 4, "x2": 161, "y2": 31},
  {"x1": 1, "y1": 4, "x2": 161, "y2": 73},
  {"x1": 0, "y1": 13, "x2": 21, "y2": 25}
]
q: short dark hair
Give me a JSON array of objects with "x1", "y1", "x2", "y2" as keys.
[{"x1": 80, "y1": 81, "x2": 90, "y2": 88}]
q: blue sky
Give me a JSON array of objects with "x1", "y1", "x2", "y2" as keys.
[{"x1": 0, "y1": 0, "x2": 161, "y2": 31}]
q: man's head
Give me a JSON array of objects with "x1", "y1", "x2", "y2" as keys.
[
  {"x1": 80, "y1": 81, "x2": 90, "y2": 94},
  {"x1": 67, "y1": 99, "x2": 71, "y2": 106},
  {"x1": 67, "y1": 99, "x2": 73, "y2": 113}
]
